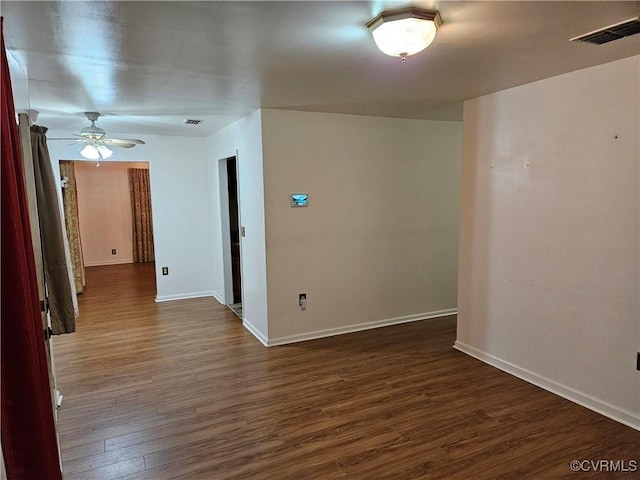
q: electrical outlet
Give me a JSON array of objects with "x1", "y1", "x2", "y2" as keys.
[
  {"x1": 299, "y1": 293, "x2": 307, "y2": 311},
  {"x1": 111, "y1": 248, "x2": 116, "y2": 255},
  {"x1": 162, "y1": 267, "x2": 169, "y2": 276}
]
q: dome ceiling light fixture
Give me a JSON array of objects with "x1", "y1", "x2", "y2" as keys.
[{"x1": 366, "y1": 7, "x2": 442, "y2": 62}]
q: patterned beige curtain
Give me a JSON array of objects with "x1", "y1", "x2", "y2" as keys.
[
  {"x1": 128, "y1": 168, "x2": 155, "y2": 263},
  {"x1": 59, "y1": 161, "x2": 85, "y2": 294}
]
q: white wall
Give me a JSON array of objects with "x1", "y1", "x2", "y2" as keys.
[
  {"x1": 7, "y1": 50, "x2": 30, "y2": 114},
  {"x1": 74, "y1": 161, "x2": 148, "y2": 266},
  {"x1": 456, "y1": 55, "x2": 640, "y2": 429},
  {"x1": 261, "y1": 110, "x2": 463, "y2": 343},
  {"x1": 206, "y1": 110, "x2": 269, "y2": 341},
  {"x1": 47, "y1": 132, "x2": 215, "y2": 302}
]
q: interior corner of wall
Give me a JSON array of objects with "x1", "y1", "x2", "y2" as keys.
[{"x1": 242, "y1": 318, "x2": 269, "y2": 347}]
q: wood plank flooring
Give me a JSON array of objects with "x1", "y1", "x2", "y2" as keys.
[{"x1": 54, "y1": 263, "x2": 639, "y2": 479}]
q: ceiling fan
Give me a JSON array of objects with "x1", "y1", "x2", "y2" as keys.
[{"x1": 50, "y1": 112, "x2": 145, "y2": 160}]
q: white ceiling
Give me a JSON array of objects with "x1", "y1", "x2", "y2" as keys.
[{"x1": 3, "y1": 1, "x2": 639, "y2": 137}]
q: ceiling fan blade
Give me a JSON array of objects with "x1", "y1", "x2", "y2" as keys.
[
  {"x1": 108, "y1": 138, "x2": 145, "y2": 146},
  {"x1": 54, "y1": 113, "x2": 146, "y2": 149},
  {"x1": 49, "y1": 138, "x2": 86, "y2": 146}
]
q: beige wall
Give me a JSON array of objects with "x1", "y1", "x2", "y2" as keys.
[
  {"x1": 74, "y1": 161, "x2": 149, "y2": 266},
  {"x1": 456, "y1": 56, "x2": 640, "y2": 429},
  {"x1": 262, "y1": 110, "x2": 463, "y2": 342}
]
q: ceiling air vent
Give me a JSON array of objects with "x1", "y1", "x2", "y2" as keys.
[
  {"x1": 183, "y1": 119, "x2": 203, "y2": 125},
  {"x1": 571, "y1": 17, "x2": 640, "y2": 45}
]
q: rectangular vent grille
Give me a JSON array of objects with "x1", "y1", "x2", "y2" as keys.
[
  {"x1": 571, "y1": 17, "x2": 640, "y2": 45},
  {"x1": 184, "y1": 119, "x2": 203, "y2": 125}
]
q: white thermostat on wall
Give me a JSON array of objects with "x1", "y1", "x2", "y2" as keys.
[{"x1": 290, "y1": 193, "x2": 308, "y2": 207}]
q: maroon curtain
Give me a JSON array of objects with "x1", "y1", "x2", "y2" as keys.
[{"x1": 0, "y1": 18, "x2": 63, "y2": 480}]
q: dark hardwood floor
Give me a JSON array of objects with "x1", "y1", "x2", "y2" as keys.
[{"x1": 53, "y1": 263, "x2": 639, "y2": 479}]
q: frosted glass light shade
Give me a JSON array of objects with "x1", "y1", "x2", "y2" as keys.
[
  {"x1": 367, "y1": 8, "x2": 441, "y2": 59},
  {"x1": 372, "y1": 18, "x2": 437, "y2": 57},
  {"x1": 98, "y1": 146, "x2": 113, "y2": 159},
  {"x1": 80, "y1": 144, "x2": 113, "y2": 160},
  {"x1": 80, "y1": 144, "x2": 100, "y2": 160}
]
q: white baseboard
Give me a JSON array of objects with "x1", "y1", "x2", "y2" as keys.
[
  {"x1": 242, "y1": 319, "x2": 268, "y2": 347},
  {"x1": 84, "y1": 259, "x2": 132, "y2": 267},
  {"x1": 453, "y1": 341, "x2": 640, "y2": 431},
  {"x1": 155, "y1": 291, "x2": 215, "y2": 303},
  {"x1": 265, "y1": 308, "x2": 457, "y2": 347},
  {"x1": 212, "y1": 291, "x2": 225, "y2": 304}
]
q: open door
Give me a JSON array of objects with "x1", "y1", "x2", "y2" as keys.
[
  {"x1": 219, "y1": 155, "x2": 242, "y2": 318},
  {"x1": 227, "y1": 157, "x2": 242, "y2": 306}
]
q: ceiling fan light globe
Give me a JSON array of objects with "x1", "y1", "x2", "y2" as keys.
[
  {"x1": 80, "y1": 144, "x2": 100, "y2": 160},
  {"x1": 98, "y1": 146, "x2": 113, "y2": 159}
]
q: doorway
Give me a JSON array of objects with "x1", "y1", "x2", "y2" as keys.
[
  {"x1": 220, "y1": 156, "x2": 242, "y2": 318},
  {"x1": 60, "y1": 160, "x2": 157, "y2": 297}
]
